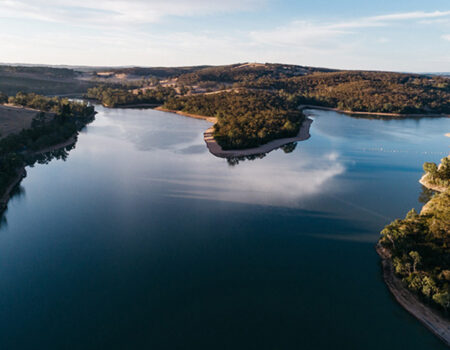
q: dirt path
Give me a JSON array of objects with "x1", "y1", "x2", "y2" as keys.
[{"x1": 377, "y1": 245, "x2": 450, "y2": 346}]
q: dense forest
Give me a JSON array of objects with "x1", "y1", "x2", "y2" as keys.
[
  {"x1": 238, "y1": 71, "x2": 450, "y2": 114},
  {"x1": 104, "y1": 66, "x2": 210, "y2": 79},
  {"x1": 86, "y1": 86, "x2": 176, "y2": 107},
  {"x1": 176, "y1": 63, "x2": 331, "y2": 85},
  {"x1": 0, "y1": 93, "x2": 95, "y2": 205},
  {"x1": 164, "y1": 90, "x2": 304, "y2": 149},
  {"x1": 379, "y1": 157, "x2": 450, "y2": 314}
]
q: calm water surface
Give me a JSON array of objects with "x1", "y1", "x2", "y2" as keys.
[{"x1": 0, "y1": 106, "x2": 449, "y2": 349}]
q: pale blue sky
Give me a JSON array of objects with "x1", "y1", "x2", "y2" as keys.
[{"x1": 0, "y1": 0, "x2": 449, "y2": 71}]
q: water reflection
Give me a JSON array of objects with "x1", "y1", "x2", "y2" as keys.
[
  {"x1": 163, "y1": 151, "x2": 345, "y2": 207},
  {"x1": 0, "y1": 142, "x2": 78, "y2": 222},
  {"x1": 226, "y1": 143, "x2": 298, "y2": 166},
  {"x1": 27, "y1": 144, "x2": 75, "y2": 166},
  {"x1": 281, "y1": 142, "x2": 298, "y2": 153},
  {"x1": 226, "y1": 153, "x2": 267, "y2": 166},
  {"x1": 418, "y1": 185, "x2": 436, "y2": 204},
  {"x1": 0, "y1": 106, "x2": 448, "y2": 350}
]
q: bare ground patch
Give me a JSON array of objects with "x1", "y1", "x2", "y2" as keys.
[{"x1": 0, "y1": 105, "x2": 38, "y2": 138}]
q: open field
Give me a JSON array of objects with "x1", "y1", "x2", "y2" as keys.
[
  {"x1": 0, "y1": 105, "x2": 38, "y2": 138},
  {"x1": 0, "y1": 71, "x2": 93, "y2": 96}
]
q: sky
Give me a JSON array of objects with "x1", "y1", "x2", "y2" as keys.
[{"x1": 0, "y1": 0, "x2": 449, "y2": 72}]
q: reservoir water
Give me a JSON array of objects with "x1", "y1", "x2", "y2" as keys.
[{"x1": 0, "y1": 106, "x2": 449, "y2": 349}]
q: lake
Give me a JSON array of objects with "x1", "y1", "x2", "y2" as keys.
[{"x1": 0, "y1": 106, "x2": 448, "y2": 349}]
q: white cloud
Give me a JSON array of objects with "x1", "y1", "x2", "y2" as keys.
[
  {"x1": 250, "y1": 10, "x2": 450, "y2": 48},
  {"x1": 250, "y1": 20, "x2": 349, "y2": 48},
  {"x1": 0, "y1": 6, "x2": 449, "y2": 71},
  {"x1": 371, "y1": 10, "x2": 450, "y2": 21},
  {"x1": 377, "y1": 37, "x2": 390, "y2": 44},
  {"x1": 0, "y1": 0, "x2": 265, "y2": 24}
]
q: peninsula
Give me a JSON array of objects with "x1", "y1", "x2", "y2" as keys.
[
  {"x1": 156, "y1": 106, "x2": 312, "y2": 158},
  {"x1": 378, "y1": 156, "x2": 450, "y2": 346}
]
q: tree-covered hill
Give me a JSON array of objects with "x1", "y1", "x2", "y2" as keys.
[
  {"x1": 86, "y1": 86, "x2": 176, "y2": 107},
  {"x1": 240, "y1": 71, "x2": 450, "y2": 114},
  {"x1": 176, "y1": 63, "x2": 334, "y2": 85}
]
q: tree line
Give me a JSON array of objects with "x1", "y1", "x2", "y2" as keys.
[
  {"x1": 237, "y1": 71, "x2": 450, "y2": 114},
  {"x1": 86, "y1": 86, "x2": 176, "y2": 107}
]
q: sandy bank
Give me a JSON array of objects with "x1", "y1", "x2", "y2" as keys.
[
  {"x1": 419, "y1": 174, "x2": 447, "y2": 193},
  {"x1": 155, "y1": 107, "x2": 217, "y2": 123},
  {"x1": 377, "y1": 245, "x2": 450, "y2": 346},
  {"x1": 204, "y1": 118, "x2": 313, "y2": 158},
  {"x1": 299, "y1": 105, "x2": 450, "y2": 118},
  {"x1": 114, "y1": 103, "x2": 162, "y2": 109}
]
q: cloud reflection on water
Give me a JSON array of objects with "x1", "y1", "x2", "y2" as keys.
[{"x1": 148, "y1": 151, "x2": 345, "y2": 208}]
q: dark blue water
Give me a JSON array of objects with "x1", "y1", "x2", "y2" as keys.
[{"x1": 0, "y1": 106, "x2": 448, "y2": 349}]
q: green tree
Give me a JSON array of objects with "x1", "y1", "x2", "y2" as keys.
[
  {"x1": 409, "y1": 251, "x2": 422, "y2": 273},
  {"x1": 423, "y1": 162, "x2": 438, "y2": 177}
]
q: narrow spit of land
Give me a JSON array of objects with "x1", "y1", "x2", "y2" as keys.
[{"x1": 155, "y1": 107, "x2": 312, "y2": 158}]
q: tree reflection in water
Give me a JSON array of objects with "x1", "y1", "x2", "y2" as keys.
[
  {"x1": 0, "y1": 142, "x2": 77, "y2": 223},
  {"x1": 226, "y1": 142, "x2": 298, "y2": 166}
]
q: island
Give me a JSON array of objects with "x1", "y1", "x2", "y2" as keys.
[
  {"x1": 377, "y1": 156, "x2": 450, "y2": 346},
  {"x1": 0, "y1": 92, "x2": 95, "y2": 212}
]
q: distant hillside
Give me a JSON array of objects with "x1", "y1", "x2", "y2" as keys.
[
  {"x1": 0, "y1": 63, "x2": 449, "y2": 115},
  {"x1": 0, "y1": 65, "x2": 92, "y2": 96},
  {"x1": 175, "y1": 63, "x2": 335, "y2": 85}
]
